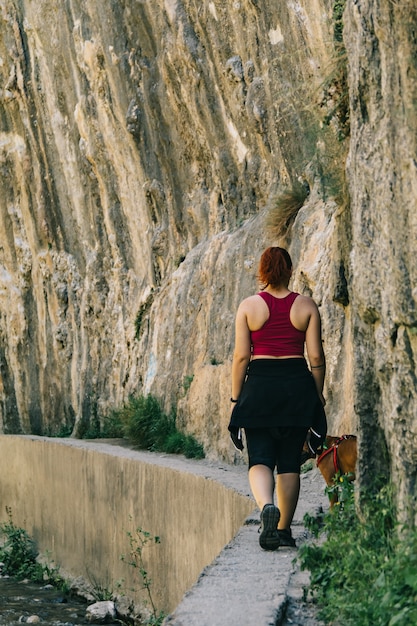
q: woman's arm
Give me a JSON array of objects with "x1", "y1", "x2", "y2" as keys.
[
  {"x1": 231, "y1": 301, "x2": 252, "y2": 401},
  {"x1": 305, "y1": 302, "x2": 326, "y2": 405}
]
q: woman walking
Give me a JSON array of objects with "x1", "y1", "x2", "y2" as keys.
[{"x1": 229, "y1": 247, "x2": 326, "y2": 550}]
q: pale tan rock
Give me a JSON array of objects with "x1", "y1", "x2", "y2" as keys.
[{"x1": 86, "y1": 600, "x2": 116, "y2": 623}]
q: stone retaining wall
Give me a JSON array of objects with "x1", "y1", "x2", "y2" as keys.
[{"x1": 0, "y1": 436, "x2": 254, "y2": 613}]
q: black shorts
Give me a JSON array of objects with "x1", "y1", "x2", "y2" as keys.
[{"x1": 245, "y1": 426, "x2": 309, "y2": 474}]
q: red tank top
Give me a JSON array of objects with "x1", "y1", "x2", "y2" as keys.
[{"x1": 251, "y1": 291, "x2": 305, "y2": 357}]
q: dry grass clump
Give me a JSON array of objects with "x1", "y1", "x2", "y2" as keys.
[{"x1": 265, "y1": 181, "x2": 309, "y2": 238}]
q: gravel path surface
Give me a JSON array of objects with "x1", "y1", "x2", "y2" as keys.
[{"x1": 149, "y1": 450, "x2": 330, "y2": 626}]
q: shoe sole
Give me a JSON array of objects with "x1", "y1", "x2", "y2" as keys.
[
  {"x1": 259, "y1": 505, "x2": 281, "y2": 551},
  {"x1": 277, "y1": 529, "x2": 296, "y2": 548}
]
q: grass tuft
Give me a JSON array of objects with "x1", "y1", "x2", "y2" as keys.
[{"x1": 265, "y1": 181, "x2": 310, "y2": 238}]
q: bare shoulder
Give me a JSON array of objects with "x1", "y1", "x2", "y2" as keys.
[
  {"x1": 291, "y1": 293, "x2": 321, "y2": 329},
  {"x1": 294, "y1": 293, "x2": 319, "y2": 311},
  {"x1": 238, "y1": 294, "x2": 264, "y2": 312},
  {"x1": 237, "y1": 294, "x2": 269, "y2": 330}
]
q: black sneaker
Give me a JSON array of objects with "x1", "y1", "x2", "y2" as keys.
[
  {"x1": 259, "y1": 504, "x2": 281, "y2": 551},
  {"x1": 277, "y1": 528, "x2": 296, "y2": 548}
]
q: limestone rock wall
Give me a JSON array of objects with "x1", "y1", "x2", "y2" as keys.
[
  {"x1": 344, "y1": 0, "x2": 417, "y2": 516},
  {"x1": 0, "y1": 0, "x2": 416, "y2": 513},
  {"x1": 0, "y1": 0, "x2": 342, "y2": 439}
]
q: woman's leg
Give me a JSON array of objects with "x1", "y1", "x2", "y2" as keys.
[
  {"x1": 248, "y1": 464, "x2": 276, "y2": 510},
  {"x1": 273, "y1": 427, "x2": 307, "y2": 530},
  {"x1": 276, "y1": 472, "x2": 300, "y2": 530},
  {"x1": 249, "y1": 464, "x2": 281, "y2": 550},
  {"x1": 245, "y1": 429, "x2": 277, "y2": 509}
]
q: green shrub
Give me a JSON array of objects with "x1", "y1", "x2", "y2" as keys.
[
  {"x1": 181, "y1": 434, "x2": 205, "y2": 459},
  {"x1": 0, "y1": 508, "x2": 63, "y2": 586},
  {"x1": 119, "y1": 395, "x2": 170, "y2": 449},
  {"x1": 100, "y1": 394, "x2": 205, "y2": 459},
  {"x1": 164, "y1": 431, "x2": 205, "y2": 459},
  {"x1": 98, "y1": 409, "x2": 125, "y2": 438},
  {"x1": 0, "y1": 512, "x2": 40, "y2": 581},
  {"x1": 299, "y1": 481, "x2": 417, "y2": 625}
]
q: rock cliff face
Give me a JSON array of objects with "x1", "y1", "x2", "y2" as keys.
[
  {"x1": 0, "y1": 1, "x2": 416, "y2": 514},
  {"x1": 344, "y1": 1, "x2": 417, "y2": 515}
]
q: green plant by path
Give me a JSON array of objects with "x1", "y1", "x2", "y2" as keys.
[
  {"x1": 121, "y1": 526, "x2": 166, "y2": 626},
  {"x1": 298, "y1": 482, "x2": 417, "y2": 625},
  {"x1": 324, "y1": 469, "x2": 355, "y2": 507},
  {"x1": 99, "y1": 394, "x2": 205, "y2": 459},
  {"x1": 0, "y1": 507, "x2": 64, "y2": 587}
]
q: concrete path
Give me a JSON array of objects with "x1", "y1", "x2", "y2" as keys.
[{"x1": 162, "y1": 462, "x2": 329, "y2": 626}]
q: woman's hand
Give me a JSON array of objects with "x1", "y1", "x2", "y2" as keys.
[{"x1": 229, "y1": 427, "x2": 244, "y2": 451}]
